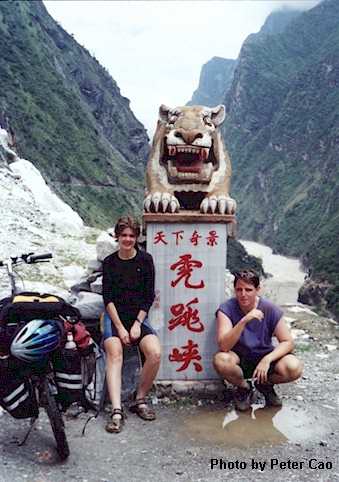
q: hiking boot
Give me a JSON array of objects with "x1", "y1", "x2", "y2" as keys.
[
  {"x1": 255, "y1": 383, "x2": 282, "y2": 407},
  {"x1": 233, "y1": 386, "x2": 252, "y2": 411}
]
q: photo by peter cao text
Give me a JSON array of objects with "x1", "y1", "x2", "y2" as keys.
[{"x1": 210, "y1": 458, "x2": 334, "y2": 471}]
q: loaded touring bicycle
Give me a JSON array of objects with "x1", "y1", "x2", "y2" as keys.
[{"x1": 0, "y1": 252, "x2": 96, "y2": 460}]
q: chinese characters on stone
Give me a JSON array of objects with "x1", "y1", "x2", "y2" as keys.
[
  {"x1": 168, "y1": 297, "x2": 204, "y2": 333},
  {"x1": 154, "y1": 228, "x2": 219, "y2": 374},
  {"x1": 168, "y1": 253, "x2": 206, "y2": 372},
  {"x1": 153, "y1": 229, "x2": 218, "y2": 247},
  {"x1": 168, "y1": 339, "x2": 203, "y2": 372}
]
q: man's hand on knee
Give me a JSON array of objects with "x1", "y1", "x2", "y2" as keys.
[{"x1": 253, "y1": 356, "x2": 271, "y2": 384}]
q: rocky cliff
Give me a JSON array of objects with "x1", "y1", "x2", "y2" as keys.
[
  {"x1": 189, "y1": 2, "x2": 339, "y2": 318},
  {"x1": 187, "y1": 10, "x2": 301, "y2": 108},
  {"x1": 0, "y1": 0, "x2": 149, "y2": 227},
  {"x1": 222, "y1": 0, "x2": 339, "y2": 317},
  {"x1": 187, "y1": 57, "x2": 237, "y2": 107},
  {"x1": 0, "y1": 126, "x2": 99, "y2": 299},
  {"x1": 256, "y1": 8, "x2": 301, "y2": 36}
]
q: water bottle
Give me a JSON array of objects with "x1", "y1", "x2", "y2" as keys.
[{"x1": 65, "y1": 332, "x2": 76, "y2": 350}]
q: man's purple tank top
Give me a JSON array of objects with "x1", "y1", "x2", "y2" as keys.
[{"x1": 218, "y1": 297, "x2": 283, "y2": 361}]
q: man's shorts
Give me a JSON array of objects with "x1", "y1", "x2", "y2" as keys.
[
  {"x1": 238, "y1": 354, "x2": 278, "y2": 380},
  {"x1": 102, "y1": 312, "x2": 157, "y2": 344}
]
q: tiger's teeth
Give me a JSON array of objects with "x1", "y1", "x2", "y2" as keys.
[
  {"x1": 177, "y1": 172, "x2": 198, "y2": 179},
  {"x1": 169, "y1": 165, "x2": 177, "y2": 176},
  {"x1": 200, "y1": 147, "x2": 210, "y2": 161},
  {"x1": 171, "y1": 145, "x2": 205, "y2": 155}
]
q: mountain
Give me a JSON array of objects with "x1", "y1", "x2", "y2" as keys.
[
  {"x1": 220, "y1": 0, "x2": 339, "y2": 317},
  {"x1": 0, "y1": 0, "x2": 149, "y2": 228},
  {"x1": 188, "y1": 3, "x2": 339, "y2": 317},
  {"x1": 256, "y1": 9, "x2": 301, "y2": 35},
  {"x1": 187, "y1": 57, "x2": 237, "y2": 107},
  {"x1": 0, "y1": 1, "x2": 264, "y2": 289},
  {"x1": 187, "y1": 10, "x2": 301, "y2": 108}
]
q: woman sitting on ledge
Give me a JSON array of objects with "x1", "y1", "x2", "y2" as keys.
[{"x1": 102, "y1": 215, "x2": 161, "y2": 433}]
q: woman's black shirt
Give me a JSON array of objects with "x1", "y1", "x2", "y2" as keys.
[{"x1": 102, "y1": 249, "x2": 155, "y2": 328}]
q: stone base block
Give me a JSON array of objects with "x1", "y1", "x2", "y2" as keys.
[{"x1": 154, "y1": 379, "x2": 226, "y2": 401}]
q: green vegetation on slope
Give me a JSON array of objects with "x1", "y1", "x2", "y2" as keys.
[
  {"x1": 220, "y1": 0, "x2": 339, "y2": 317},
  {"x1": 0, "y1": 0, "x2": 149, "y2": 228}
]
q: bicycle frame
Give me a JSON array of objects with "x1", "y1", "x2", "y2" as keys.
[{"x1": 3, "y1": 259, "x2": 20, "y2": 296}]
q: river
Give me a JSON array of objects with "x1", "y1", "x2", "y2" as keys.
[{"x1": 240, "y1": 240, "x2": 305, "y2": 306}]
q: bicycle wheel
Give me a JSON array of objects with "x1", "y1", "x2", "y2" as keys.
[{"x1": 44, "y1": 378, "x2": 70, "y2": 460}]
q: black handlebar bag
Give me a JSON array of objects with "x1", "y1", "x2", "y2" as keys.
[{"x1": 0, "y1": 292, "x2": 80, "y2": 326}]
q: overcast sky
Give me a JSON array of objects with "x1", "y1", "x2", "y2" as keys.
[{"x1": 44, "y1": 0, "x2": 319, "y2": 136}]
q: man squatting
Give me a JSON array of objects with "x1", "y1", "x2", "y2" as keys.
[{"x1": 214, "y1": 270, "x2": 303, "y2": 410}]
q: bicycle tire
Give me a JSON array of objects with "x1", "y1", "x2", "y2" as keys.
[{"x1": 44, "y1": 378, "x2": 70, "y2": 460}]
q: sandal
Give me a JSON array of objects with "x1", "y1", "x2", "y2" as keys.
[
  {"x1": 105, "y1": 408, "x2": 125, "y2": 433},
  {"x1": 129, "y1": 397, "x2": 156, "y2": 421}
]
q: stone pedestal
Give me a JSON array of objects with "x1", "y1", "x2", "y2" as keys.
[{"x1": 144, "y1": 212, "x2": 235, "y2": 381}]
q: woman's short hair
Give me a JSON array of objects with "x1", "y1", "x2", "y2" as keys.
[
  {"x1": 233, "y1": 270, "x2": 260, "y2": 288},
  {"x1": 114, "y1": 215, "x2": 141, "y2": 239}
]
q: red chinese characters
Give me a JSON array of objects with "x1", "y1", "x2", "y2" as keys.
[
  {"x1": 168, "y1": 339, "x2": 203, "y2": 372},
  {"x1": 170, "y1": 254, "x2": 205, "y2": 289},
  {"x1": 152, "y1": 228, "x2": 219, "y2": 375},
  {"x1": 172, "y1": 230, "x2": 184, "y2": 246},
  {"x1": 206, "y1": 230, "x2": 218, "y2": 246},
  {"x1": 168, "y1": 297, "x2": 204, "y2": 332},
  {"x1": 190, "y1": 230, "x2": 202, "y2": 246},
  {"x1": 153, "y1": 229, "x2": 220, "y2": 247},
  {"x1": 153, "y1": 231, "x2": 168, "y2": 245}
]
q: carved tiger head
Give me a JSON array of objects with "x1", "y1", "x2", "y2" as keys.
[
  {"x1": 145, "y1": 104, "x2": 235, "y2": 214},
  {"x1": 157, "y1": 104, "x2": 226, "y2": 184}
]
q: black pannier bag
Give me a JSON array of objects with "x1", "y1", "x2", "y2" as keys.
[
  {"x1": 0, "y1": 296, "x2": 14, "y2": 354},
  {"x1": 0, "y1": 292, "x2": 80, "y2": 326},
  {"x1": 52, "y1": 347, "x2": 97, "y2": 412},
  {"x1": 0, "y1": 296, "x2": 12, "y2": 316},
  {"x1": 0, "y1": 361, "x2": 38, "y2": 419},
  {"x1": 0, "y1": 322, "x2": 20, "y2": 356},
  {"x1": 51, "y1": 319, "x2": 96, "y2": 411},
  {"x1": 52, "y1": 348, "x2": 83, "y2": 411}
]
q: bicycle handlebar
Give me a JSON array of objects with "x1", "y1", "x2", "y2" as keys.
[
  {"x1": 0, "y1": 252, "x2": 53, "y2": 266},
  {"x1": 26, "y1": 253, "x2": 53, "y2": 263}
]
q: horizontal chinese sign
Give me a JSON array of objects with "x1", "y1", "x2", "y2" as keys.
[{"x1": 147, "y1": 223, "x2": 227, "y2": 380}]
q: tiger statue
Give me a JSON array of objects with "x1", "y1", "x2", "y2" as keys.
[{"x1": 143, "y1": 104, "x2": 236, "y2": 214}]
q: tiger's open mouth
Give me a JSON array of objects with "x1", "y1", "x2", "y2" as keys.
[
  {"x1": 162, "y1": 143, "x2": 216, "y2": 183},
  {"x1": 167, "y1": 145, "x2": 210, "y2": 173}
]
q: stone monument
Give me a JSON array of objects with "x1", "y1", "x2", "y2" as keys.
[{"x1": 143, "y1": 104, "x2": 236, "y2": 392}]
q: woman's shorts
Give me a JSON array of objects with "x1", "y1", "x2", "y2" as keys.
[{"x1": 102, "y1": 312, "x2": 157, "y2": 343}]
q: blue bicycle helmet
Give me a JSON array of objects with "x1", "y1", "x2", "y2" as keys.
[{"x1": 10, "y1": 319, "x2": 63, "y2": 362}]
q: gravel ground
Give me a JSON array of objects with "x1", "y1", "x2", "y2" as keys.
[{"x1": 1, "y1": 307, "x2": 339, "y2": 482}]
